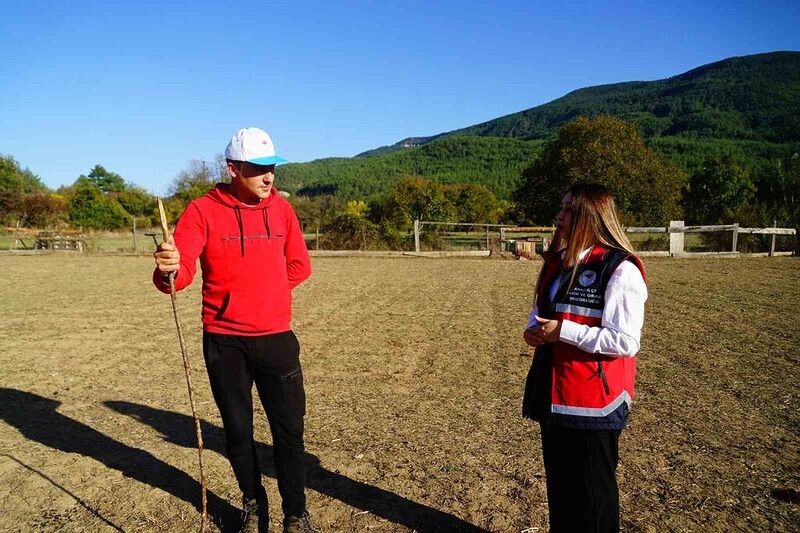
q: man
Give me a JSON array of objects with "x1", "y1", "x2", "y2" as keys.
[{"x1": 153, "y1": 127, "x2": 315, "y2": 533}]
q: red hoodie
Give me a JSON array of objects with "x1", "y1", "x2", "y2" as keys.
[{"x1": 153, "y1": 183, "x2": 311, "y2": 336}]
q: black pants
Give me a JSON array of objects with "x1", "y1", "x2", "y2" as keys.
[
  {"x1": 539, "y1": 422, "x2": 622, "y2": 533},
  {"x1": 203, "y1": 330, "x2": 306, "y2": 518}
]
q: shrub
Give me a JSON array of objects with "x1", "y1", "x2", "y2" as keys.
[{"x1": 321, "y1": 214, "x2": 380, "y2": 250}]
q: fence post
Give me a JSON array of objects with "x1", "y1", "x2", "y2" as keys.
[
  {"x1": 12, "y1": 220, "x2": 20, "y2": 251},
  {"x1": 500, "y1": 226, "x2": 506, "y2": 252},
  {"x1": 414, "y1": 220, "x2": 420, "y2": 252},
  {"x1": 315, "y1": 224, "x2": 320, "y2": 251},
  {"x1": 485, "y1": 226, "x2": 489, "y2": 251},
  {"x1": 669, "y1": 220, "x2": 684, "y2": 256},
  {"x1": 769, "y1": 220, "x2": 776, "y2": 257},
  {"x1": 731, "y1": 223, "x2": 739, "y2": 253},
  {"x1": 132, "y1": 217, "x2": 138, "y2": 253}
]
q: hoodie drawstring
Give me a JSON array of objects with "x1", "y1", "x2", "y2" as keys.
[
  {"x1": 233, "y1": 204, "x2": 272, "y2": 257},
  {"x1": 234, "y1": 205, "x2": 245, "y2": 257}
]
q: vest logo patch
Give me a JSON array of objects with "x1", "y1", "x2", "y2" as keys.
[{"x1": 578, "y1": 270, "x2": 597, "y2": 287}]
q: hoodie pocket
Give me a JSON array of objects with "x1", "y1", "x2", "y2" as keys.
[{"x1": 216, "y1": 288, "x2": 290, "y2": 331}]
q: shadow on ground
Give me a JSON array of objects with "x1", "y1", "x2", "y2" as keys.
[
  {"x1": 0, "y1": 388, "x2": 238, "y2": 531},
  {"x1": 0, "y1": 388, "x2": 483, "y2": 532},
  {"x1": 106, "y1": 399, "x2": 484, "y2": 532}
]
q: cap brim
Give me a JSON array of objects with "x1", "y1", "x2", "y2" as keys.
[{"x1": 247, "y1": 155, "x2": 288, "y2": 166}]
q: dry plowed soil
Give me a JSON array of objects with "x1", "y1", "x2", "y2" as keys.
[{"x1": 1, "y1": 255, "x2": 797, "y2": 532}]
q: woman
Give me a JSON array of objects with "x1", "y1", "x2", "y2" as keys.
[{"x1": 522, "y1": 183, "x2": 647, "y2": 532}]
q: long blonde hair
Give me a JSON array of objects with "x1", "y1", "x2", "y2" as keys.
[
  {"x1": 562, "y1": 183, "x2": 634, "y2": 264},
  {"x1": 536, "y1": 183, "x2": 635, "y2": 299}
]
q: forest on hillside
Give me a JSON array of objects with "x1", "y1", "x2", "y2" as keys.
[{"x1": 277, "y1": 52, "x2": 800, "y2": 202}]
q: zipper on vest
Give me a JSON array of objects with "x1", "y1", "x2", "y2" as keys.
[{"x1": 596, "y1": 355, "x2": 611, "y2": 395}]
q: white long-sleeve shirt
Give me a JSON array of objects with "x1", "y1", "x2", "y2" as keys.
[{"x1": 526, "y1": 250, "x2": 648, "y2": 357}]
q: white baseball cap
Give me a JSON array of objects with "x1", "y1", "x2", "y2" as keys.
[{"x1": 224, "y1": 127, "x2": 288, "y2": 166}]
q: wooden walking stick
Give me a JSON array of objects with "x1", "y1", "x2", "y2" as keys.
[{"x1": 158, "y1": 198, "x2": 208, "y2": 531}]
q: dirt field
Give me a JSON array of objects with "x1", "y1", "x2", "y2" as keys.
[{"x1": 1, "y1": 254, "x2": 798, "y2": 532}]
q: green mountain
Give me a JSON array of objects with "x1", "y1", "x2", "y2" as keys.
[
  {"x1": 279, "y1": 136, "x2": 544, "y2": 200},
  {"x1": 278, "y1": 51, "x2": 800, "y2": 201}
]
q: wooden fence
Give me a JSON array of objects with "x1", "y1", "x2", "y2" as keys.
[
  {"x1": 413, "y1": 221, "x2": 522, "y2": 253},
  {"x1": 414, "y1": 220, "x2": 797, "y2": 257},
  {"x1": 629, "y1": 221, "x2": 795, "y2": 257},
  {"x1": 4, "y1": 221, "x2": 796, "y2": 257}
]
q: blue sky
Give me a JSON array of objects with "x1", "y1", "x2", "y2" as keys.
[{"x1": 1, "y1": 1, "x2": 798, "y2": 194}]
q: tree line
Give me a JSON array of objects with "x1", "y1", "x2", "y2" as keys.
[
  {"x1": 2, "y1": 116, "x2": 798, "y2": 252},
  {"x1": 0, "y1": 156, "x2": 228, "y2": 230}
]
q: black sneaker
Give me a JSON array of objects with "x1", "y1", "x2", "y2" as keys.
[
  {"x1": 283, "y1": 510, "x2": 320, "y2": 533},
  {"x1": 239, "y1": 497, "x2": 266, "y2": 533}
]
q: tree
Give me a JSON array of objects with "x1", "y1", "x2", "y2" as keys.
[
  {"x1": 68, "y1": 177, "x2": 130, "y2": 229},
  {"x1": 513, "y1": 116, "x2": 686, "y2": 225},
  {"x1": 0, "y1": 190, "x2": 67, "y2": 227},
  {"x1": 0, "y1": 155, "x2": 46, "y2": 193},
  {"x1": 345, "y1": 200, "x2": 368, "y2": 218},
  {"x1": 753, "y1": 153, "x2": 800, "y2": 251},
  {"x1": 371, "y1": 176, "x2": 457, "y2": 230},
  {"x1": 754, "y1": 154, "x2": 800, "y2": 226},
  {"x1": 444, "y1": 183, "x2": 502, "y2": 224},
  {"x1": 85, "y1": 165, "x2": 125, "y2": 193},
  {"x1": 684, "y1": 155, "x2": 755, "y2": 224},
  {"x1": 117, "y1": 185, "x2": 156, "y2": 217},
  {"x1": 0, "y1": 190, "x2": 23, "y2": 225},
  {"x1": 289, "y1": 194, "x2": 341, "y2": 231},
  {"x1": 170, "y1": 159, "x2": 226, "y2": 204},
  {"x1": 21, "y1": 193, "x2": 67, "y2": 227},
  {"x1": 778, "y1": 154, "x2": 800, "y2": 231}
]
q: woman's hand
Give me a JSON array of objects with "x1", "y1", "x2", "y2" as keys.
[
  {"x1": 523, "y1": 315, "x2": 563, "y2": 346},
  {"x1": 523, "y1": 325, "x2": 545, "y2": 347}
]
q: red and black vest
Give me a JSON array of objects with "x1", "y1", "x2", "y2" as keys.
[{"x1": 523, "y1": 245, "x2": 646, "y2": 430}]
